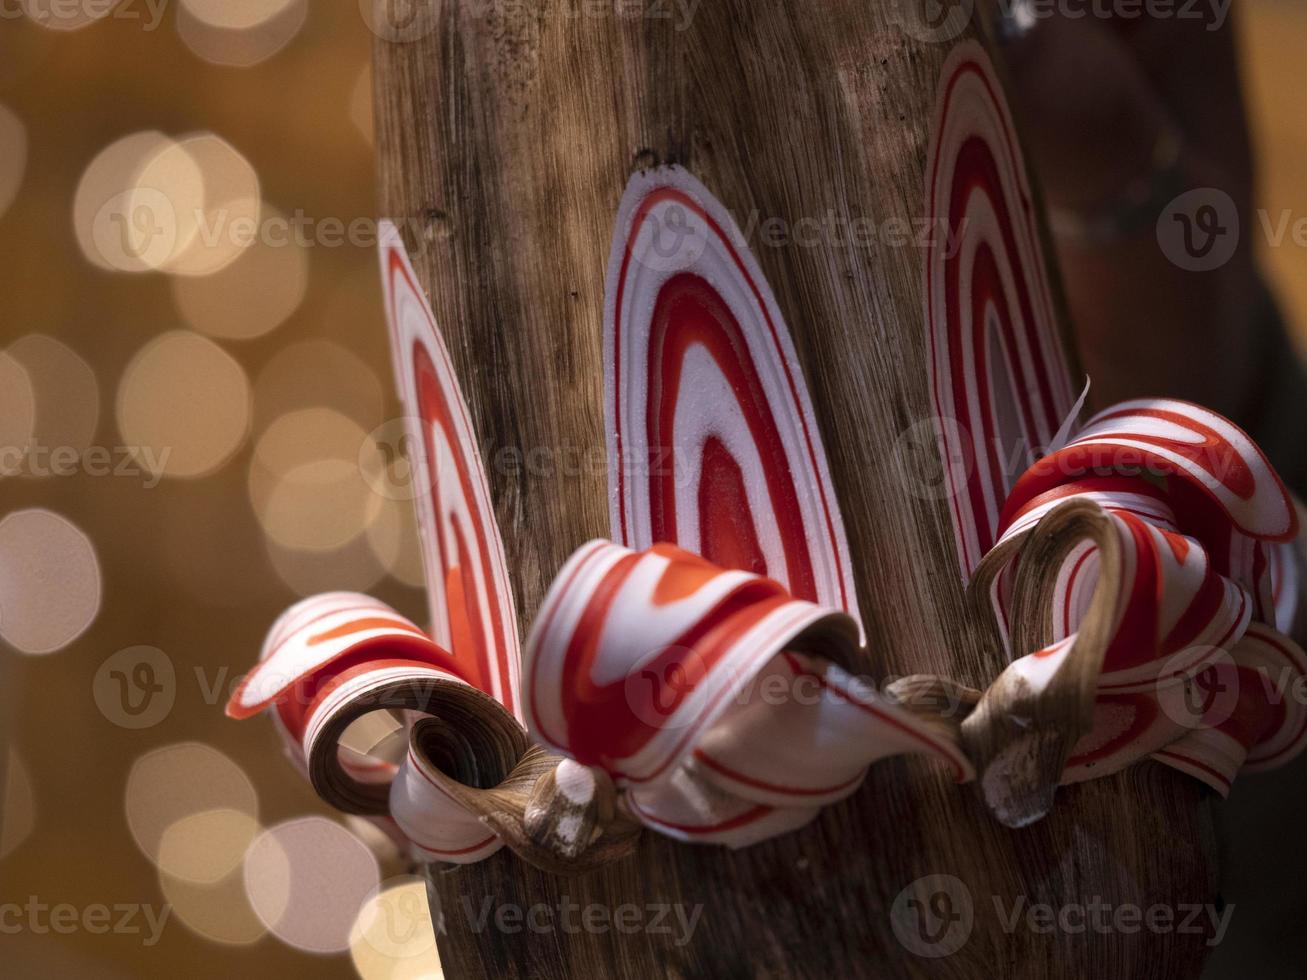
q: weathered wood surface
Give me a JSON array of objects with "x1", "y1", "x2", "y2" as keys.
[{"x1": 374, "y1": 1, "x2": 1217, "y2": 975}]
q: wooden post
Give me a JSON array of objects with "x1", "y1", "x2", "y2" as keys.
[{"x1": 372, "y1": 1, "x2": 1216, "y2": 975}]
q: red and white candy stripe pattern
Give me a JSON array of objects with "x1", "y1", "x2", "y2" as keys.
[
  {"x1": 605, "y1": 166, "x2": 861, "y2": 632},
  {"x1": 982, "y1": 399, "x2": 1306, "y2": 792},
  {"x1": 926, "y1": 40, "x2": 1076, "y2": 580},
  {"x1": 379, "y1": 221, "x2": 521, "y2": 718},
  {"x1": 226, "y1": 592, "x2": 507, "y2": 862},
  {"x1": 525, "y1": 540, "x2": 972, "y2": 847}
]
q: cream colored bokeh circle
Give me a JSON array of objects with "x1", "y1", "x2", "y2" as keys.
[
  {"x1": 0, "y1": 509, "x2": 101, "y2": 654},
  {"x1": 164, "y1": 134, "x2": 262, "y2": 278},
  {"x1": 0, "y1": 352, "x2": 35, "y2": 475},
  {"x1": 249, "y1": 407, "x2": 382, "y2": 552},
  {"x1": 117, "y1": 330, "x2": 251, "y2": 479},
  {"x1": 125, "y1": 742, "x2": 259, "y2": 867},
  {"x1": 74, "y1": 132, "x2": 206, "y2": 273},
  {"x1": 350, "y1": 877, "x2": 444, "y2": 980},
  {"x1": 244, "y1": 816, "x2": 381, "y2": 954},
  {"x1": 158, "y1": 808, "x2": 262, "y2": 885},
  {"x1": 181, "y1": 0, "x2": 299, "y2": 30},
  {"x1": 7, "y1": 334, "x2": 100, "y2": 460},
  {"x1": 177, "y1": 0, "x2": 307, "y2": 68},
  {"x1": 21, "y1": 0, "x2": 120, "y2": 31},
  {"x1": 159, "y1": 864, "x2": 268, "y2": 947},
  {"x1": 171, "y1": 204, "x2": 308, "y2": 339}
]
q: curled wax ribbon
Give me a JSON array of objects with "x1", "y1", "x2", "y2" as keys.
[
  {"x1": 523, "y1": 540, "x2": 973, "y2": 848},
  {"x1": 227, "y1": 592, "x2": 516, "y2": 863},
  {"x1": 226, "y1": 593, "x2": 640, "y2": 871},
  {"x1": 964, "y1": 398, "x2": 1306, "y2": 827}
]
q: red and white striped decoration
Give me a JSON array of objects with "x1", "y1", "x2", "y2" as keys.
[
  {"x1": 1152, "y1": 622, "x2": 1307, "y2": 795},
  {"x1": 226, "y1": 592, "x2": 505, "y2": 862},
  {"x1": 524, "y1": 540, "x2": 971, "y2": 847},
  {"x1": 379, "y1": 222, "x2": 521, "y2": 718},
  {"x1": 978, "y1": 398, "x2": 1305, "y2": 790},
  {"x1": 604, "y1": 166, "x2": 861, "y2": 631},
  {"x1": 925, "y1": 40, "x2": 1076, "y2": 580}
]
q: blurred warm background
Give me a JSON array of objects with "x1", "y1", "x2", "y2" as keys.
[
  {"x1": 1, "y1": 2, "x2": 434, "y2": 977},
  {"x1": 1, "y1": 1, "x2": 1305, "y2": 978}
]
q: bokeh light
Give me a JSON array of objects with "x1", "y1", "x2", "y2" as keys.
[
  {"x1": 0, "y1": 352, "x2": 36, "y2": 476},
  {"x1": 244, "y1": 816, "x2": 381, "y2": 954},
  {"x1": 0, "y1": 103, "x2": 26, "y2": 219},
  {"x1": 159, "y1": 807, "x2": 263, "y2": 885},
  {"x1": 7, "y1": 334, "x2": 100, "y2": 464},
  {"x1": 125, "y1": 742, "x2": 259, "y2": 868},
  {"x1": 116, "y1": 330, "x2": 251, "y2": 479},
  {"x1": 1, "y1": 749, "x2": 36, "y2": 860},
  {"x1": 248, "y1": 407, "x2": 381, "y2": 552},
  {"x1": 366, "y1": 497, "x2": 427, "y2": 588},
  {"x1": 171, "y1": 204, "x2": 309, "y2": 340},
  {"x1": 177, "y1": 0, "x2": 308, "y2": 68},
  {"x1": 73, "y1": 131, "x2": 205, "y2": 273},
  {"x1": 20, "y1": 0, "x2": 121, "y2": 32},
  {"x1": 159, "y1": 863, "x2": 270, "y2": 947},
  {"x1": 350, "y1": 66, "x2": 373, "y2": 145},
  {"x1": 349, "y1": 877, "x2": 444, "y2": 980},
  {"x1": 266, "y1": 534, "x2": 387, "y2": 597},
  {"x1": 163, "y1": 134, "x2": 262, "y2": 278},
  {"x1": 0, "y1": 509, "x2": 101, "y2": 655}
]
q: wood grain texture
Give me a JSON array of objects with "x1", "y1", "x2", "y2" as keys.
[{"x1": 374, "y1": 1, "x2": 1218, "y2": 975}]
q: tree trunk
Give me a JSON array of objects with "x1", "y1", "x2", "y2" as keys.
[{"x1": 373, "y1": 1, "x2": 1217, "y2": 976}]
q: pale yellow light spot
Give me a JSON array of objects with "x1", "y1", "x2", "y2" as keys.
[
  {"x1": 158, "y1": 808, "x2": 262, "y2": 885},
  {"x1": 163, "y1": 134, "x2": 262, "y2": 278},
  {"x1": 350, "y1": 877, "x2": 445, "y2": 980},
  {"x1": 249, "y1": 408, "x2": 381, "y2": 552},
  {"x1": 73, "y1": 132, "x2": 203, "y2": 273},
  {"x1": 124, "y1": 742, "x2": 259, "y2": 868},
  {"x1": 171, "y1": 204, "x2": 308, "y2": 339},
  {"x1": 180, "y1": 0, "x2": 299, "y2": 31},
  {"x1": 116, "y1": 330, "x2": 251, "y2": 479},
  {"x1": 177, "y1": 0, "x2": 307, "y2": 68}
]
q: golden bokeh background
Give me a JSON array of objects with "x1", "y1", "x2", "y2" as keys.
[
  {"x1": 2, "y1": 1, "x2": 1307, "y2": 977},
  {"x1": 2, "y1": 3, "x2": 434, "y2": 976}
]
